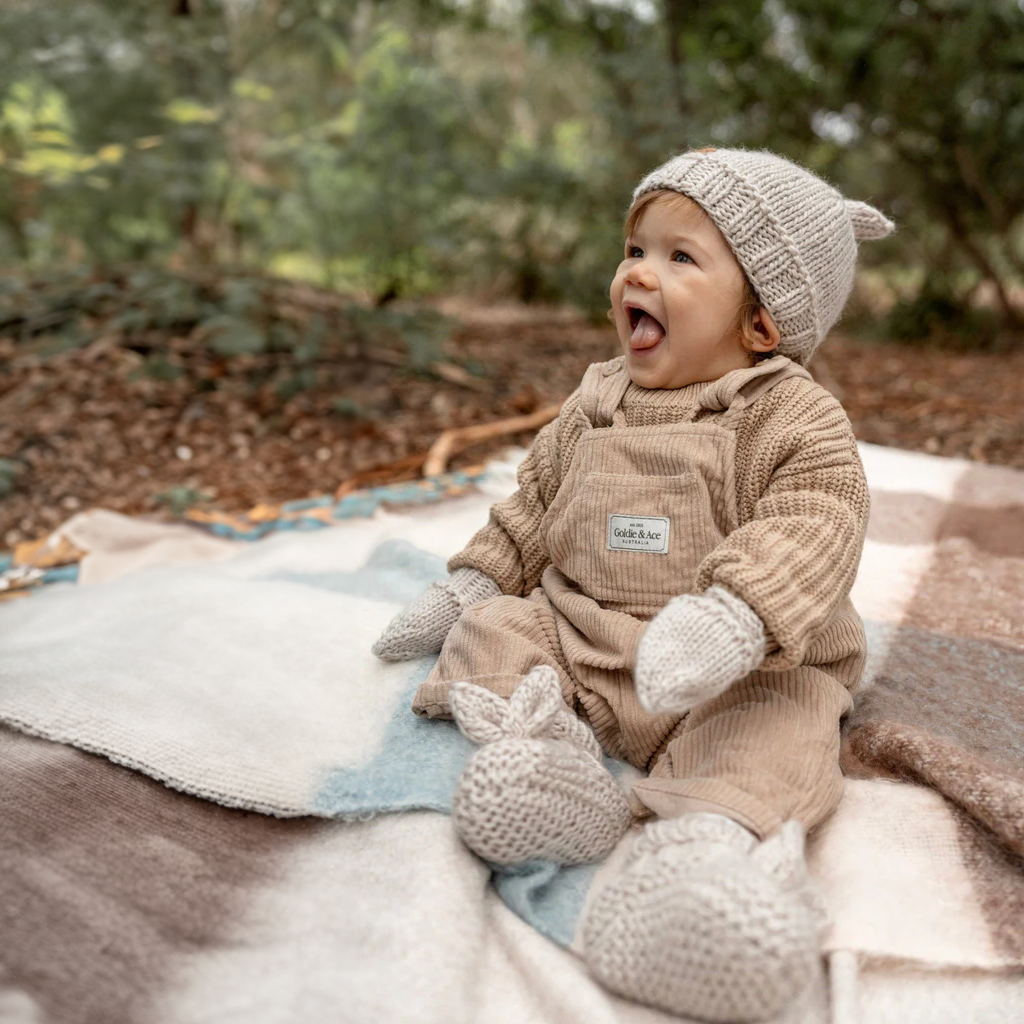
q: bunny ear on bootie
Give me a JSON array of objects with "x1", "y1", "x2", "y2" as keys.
[
  {"x1": 508, "y1": 665, "x2": 564, "y2": 734},
  {"x1": 845, "y1": 199, "x2": 896, "y2": 242},
  {"x1": 449, "y1": 666, "x2": 565, "y2": 746},
  {"x1": 449, "y1": 682, "x2": 515, "y2": 745}
]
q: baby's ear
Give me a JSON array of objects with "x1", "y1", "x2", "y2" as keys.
[
  {"x1": 846, "y1": 200, "x2": 895, "y2": 242},
  {"x1": 747, "y1": 306, "x2": 781, "y2": 353}
]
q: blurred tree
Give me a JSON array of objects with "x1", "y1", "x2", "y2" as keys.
[
  {"x1": 0, "y1": 0, "x2": 1022, "y2": 340},
  {"x1": 780, "y1": 0, "x2": 1024, "y2": 332},
  {"x1": 643, "y1": 0, "x2": 1024, "y2": 333},
  {"x1": 258, "y1": 19, "x2": 497, "y2": 302},
  {"x1": 0, "y1": 0, "x2": 232, "y2": 263}
]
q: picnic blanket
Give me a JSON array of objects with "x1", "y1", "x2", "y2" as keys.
[{"x1": 2, "y1": 443, "x2": 1024, "y2": 1022}]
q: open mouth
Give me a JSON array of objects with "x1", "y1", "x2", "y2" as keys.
[{"x1": 625, "y1": 304, "x2": 666, "y2": 350}]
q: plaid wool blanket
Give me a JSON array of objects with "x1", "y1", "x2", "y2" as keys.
[
  {"x1": 819, "y1": 446, "x2": 1024, "y2": 970},
  {"x1": 1, "y1": 443, "x2": 1023, "y2": 1023}
]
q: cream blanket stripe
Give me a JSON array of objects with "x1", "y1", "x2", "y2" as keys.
[{"x1": 2, "y1": 443, "x2": 1024, "y2": 1024}]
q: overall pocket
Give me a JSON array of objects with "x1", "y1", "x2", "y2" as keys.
[{"x1": 543, "y1": 471, "x2": 726, "y2": 606}]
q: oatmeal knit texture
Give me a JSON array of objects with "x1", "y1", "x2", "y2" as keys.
[
  {"x1": 634, "y1": 585, "x2": 767, "y2": 715},
  {"x1": 372, "y1": 566, "x2": 500, "y2": 662},
  {"x1": 449, "y1": 364, "x2": 869, "y2": 672},
  {"x1": 448, "y1": 667, "x2": 632, "y2": 865},
  {"x1": 632, "y1": 147, "x2": 895, "y2": 365},
  {"x1": 581, "y1": 812, "x2": 825, "y2": 1022}
]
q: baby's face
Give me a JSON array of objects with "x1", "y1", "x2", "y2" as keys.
[{"x1": 609, "y1": 195, "x2": 754, "y2": 390}]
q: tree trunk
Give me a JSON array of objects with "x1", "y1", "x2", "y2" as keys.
[
  {"x1": 942, "y1": 202, "x2": 1023, "y2": 329},
  {"x1": 662, "y1": 0, "x2": 691, "y2": 124},
  {"x1": 892, "y1": 137, "x2": 1022, "y2": 329},
  {"x1": 2, "y1": 210, "x2": 30, "y2": 261}
]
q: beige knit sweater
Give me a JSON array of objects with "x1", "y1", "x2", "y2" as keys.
[{"x1": 450, "y1": 365, "x2": 869, "y2": 673}]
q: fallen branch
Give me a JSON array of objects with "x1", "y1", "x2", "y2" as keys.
[
  {"x1": 422, "y1": 403, "x2": 562, "y2": 477},
  {"x1": 333, "y1": 453, "x2": 428, "y2": 499},
  {"x1": 429, "y1": 361, "x2": 490, "y2": 391},
  {"x1": 329, "y1": 402, "x2": 563, "y2": 498}
]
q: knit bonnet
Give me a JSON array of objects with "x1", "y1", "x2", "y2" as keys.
[{"x1": 632, "y1": 148, "x2": 895, "y2": 365}]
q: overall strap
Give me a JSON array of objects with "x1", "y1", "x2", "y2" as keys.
[
  {"x1": 578, "y1": 356, "x2": 631, "y2": 428},
  {"x1": 697, "y1": 355, "x2": 813, "y2": 427}
]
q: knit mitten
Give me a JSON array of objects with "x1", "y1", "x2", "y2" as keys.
[
  {"x1": 371, "y1": 567, "x2": 501, "y2": 662},
  {"x1": 448, "y1": 665, "x2": 632, "y2": 866},
  {"x1": 634, "y1": 585, "x2": 766, "y2": 714},
  {"x1": 581, "y1": 812, "x2": 827, "y2": 1023}
]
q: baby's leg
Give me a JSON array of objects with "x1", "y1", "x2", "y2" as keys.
[
  {"x1": 582, "y1": 666, "x2": 851, "y2": 1022},
  {"x1": 411, "y1": 589, "x2": 571, "y2": 718},
  {"x1": 630, "y1": 665, "x2": 853, "y2": 837},
  {"x1": 412, "y1": 590, "x2": 632, "y2": 866}
]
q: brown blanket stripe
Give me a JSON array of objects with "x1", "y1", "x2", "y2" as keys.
[
  {"x1": 0, "y1": 726, "x2": 323, "y2": 1024},
  {"x1": 842, "y1": 465, "x2": 1024, "y2": 961}
]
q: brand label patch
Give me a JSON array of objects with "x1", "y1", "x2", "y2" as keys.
[{"x1": 607, "y1": 514, "x2": 670, "y2": 554}]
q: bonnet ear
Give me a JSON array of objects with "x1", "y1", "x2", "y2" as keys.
[{"x1": 845, "y1": 199, "x2": 896, "y2": 242}]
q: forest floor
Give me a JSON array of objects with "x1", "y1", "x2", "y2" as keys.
[{"x1": 2, "y1": 292, "x2": 1023, "y2": 548}]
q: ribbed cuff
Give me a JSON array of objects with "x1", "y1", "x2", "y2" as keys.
[
  {"x1": 706, "y1": 585, "x2": 767, "y2": 672},
  {"x1": 445, "y1": 567, "x2": 502, "y2": 611}
]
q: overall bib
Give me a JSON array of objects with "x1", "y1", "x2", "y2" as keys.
[{"x1": 413, "y1": 357, "x2": 859, "y2": 838}]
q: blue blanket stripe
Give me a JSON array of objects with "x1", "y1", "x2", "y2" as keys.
[{"x1": 278, "y1": 544, "x2": 916, "y2": 949}]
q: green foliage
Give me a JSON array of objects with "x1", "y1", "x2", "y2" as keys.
[
  {"x1": 143, "y1": 356, "x2": 184, "y2": 381},
  {"x1": 752, "y1": 0, "x2": 1024, "y2": 333},
  {"x1": 348, "y1": 305, "x2": 454, "y2": 371},
  {"x1": 888, "y1": 284, "x2": 1002, "y2": 350},
  {"x1": 0, "y1": 458, "x2": 23, "y2": 498},
  {"x1": 332, "y1": 397, "x2": 370, "y2": 418},
  {"x1": 0, "y1": 263, "x2": 462, "y2": 403},
  {"x1": 274, "y1": 366, "x2": 318, "y2": 400},
  {"x1": 151, "y1": 485, "x2": 213, "y2": 517},
  {"x1": 0, "y1": 0, "x2": 229, "y2": 265},
  {"x1": 0, "y1": 0, "x2": 1022, "y2": 344},
  {"x1": 206, "y1": 318, "x2": 267, "y2": 357}
]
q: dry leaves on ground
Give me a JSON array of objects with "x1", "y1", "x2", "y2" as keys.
[{"x1": 1, "y1": 282, "x2": 1022, "y2": 548}]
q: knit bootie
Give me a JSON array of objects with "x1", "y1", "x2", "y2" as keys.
[
  {"x1": 448, "y1": 666, "x2": 633, "y2": 866},
  {"x1": 581, "y1": 813, "x2": 826, "y2": 1023}
]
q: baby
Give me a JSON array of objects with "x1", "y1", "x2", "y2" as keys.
[{"x1": 373, "y1": 148, "x2": 893, "y2": 1022}]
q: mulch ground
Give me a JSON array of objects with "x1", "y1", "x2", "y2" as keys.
[{"x1": 2, "y1": 296, "x2": 1023, "y2": 548}]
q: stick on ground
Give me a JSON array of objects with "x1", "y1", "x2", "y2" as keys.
[{"x1": 422, "y1": 403, "x2": 562, "y2": 477}]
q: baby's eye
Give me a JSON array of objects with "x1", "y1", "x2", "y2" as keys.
[
  {"x1": 626, "y1": 245, "x2": 644, "y2": 259},
  {"x1": 672, "y1": 250, "x2": 694, "y2": 264}
]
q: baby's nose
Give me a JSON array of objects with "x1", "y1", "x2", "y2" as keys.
[{"x1": 625, "y1": 261, "x2": 657, "y2": 288}]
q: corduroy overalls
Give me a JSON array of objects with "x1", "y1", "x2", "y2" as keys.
[{"x1": 413, "y1": 358, "x2": 862, "y2": 838}]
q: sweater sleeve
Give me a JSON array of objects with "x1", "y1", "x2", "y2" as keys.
[
  {"x1": 447, "y1": 391, "x2": 582, "y2": 596},
  {"x1": 694, "y1": 381, "x2": 869, "y2": 670}
]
